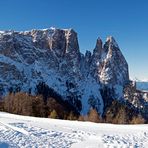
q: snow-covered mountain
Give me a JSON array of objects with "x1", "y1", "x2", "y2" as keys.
[
  {"x1": 0, "y1": 28, "x2": 130, "y2": 115},
  {"x1": 0, "y1": 27, "x2": 147, "y2": 117},
  {"x1": 0, "y1": 112, "x2": 148, "y2": 148}
]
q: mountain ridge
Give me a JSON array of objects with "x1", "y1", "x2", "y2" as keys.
[{"x1": 0, "y1": 27, "x2": 147, "y2": 119}]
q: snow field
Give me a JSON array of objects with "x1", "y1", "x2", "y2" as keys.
[{"x1": 0, "y1": 112, "x2": 148, "y2": 148}]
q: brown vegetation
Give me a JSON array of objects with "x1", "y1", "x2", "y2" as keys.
[
  {"x1": 4, "y1": 93, "x2": 45, "y2": 117},
  {"x1": 0, "y1": 91, "x2": 146, "y2": 124},
  {"x1": 49, "y1": 110, "x2": 59, "y2": 119},
  {"x1": 130, "y1": 115, "x2": 145, "y2": 124},
  {"x1": 0, "y1": 100, "x2": 4, "y2": 111},
  {"x1": 87, "y1": 108, "x2": 101, "y2": 123},
  {"x1": 104, "y1": 100, "x2": 145, "y2": 124},
  {"x1": 1, "y1": 92, "x2": 79, "y2": 120}
]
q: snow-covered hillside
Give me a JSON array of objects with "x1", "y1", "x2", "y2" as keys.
[{"x1": 0, "y1": 112, "x2": 148, "y2": 148}]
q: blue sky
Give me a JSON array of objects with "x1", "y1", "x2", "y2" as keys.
[{"x1": 0, "y1": 0, "x2": 148, "y2": 80}]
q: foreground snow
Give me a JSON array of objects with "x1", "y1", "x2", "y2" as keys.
[{"x1": 0, "y1": 112, "x2": 148, "y2": 148}]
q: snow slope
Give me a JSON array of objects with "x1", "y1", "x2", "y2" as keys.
[{"x1": 0, "y1": 112, "x2": 148, "y2": 148}]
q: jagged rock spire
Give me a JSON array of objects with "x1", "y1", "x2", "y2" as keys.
[
  {"x1": 95, "y1": 37, "x2": 103, "y2": 51},
  {"x1": 91, "y1": 35, "x2": 129, "y2": 86},
  {"x1": 105, "y1": 36, "x2": 119, "y2": 48}
]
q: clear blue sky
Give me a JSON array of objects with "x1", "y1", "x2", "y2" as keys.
[{"x1": 0, "y1": 0, "x2": 148, "y2": 80}]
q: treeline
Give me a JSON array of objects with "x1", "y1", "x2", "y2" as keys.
[
  {"x1": 0, "y1": 92, "x2": 145, "y2": 124},
  {"x1": 0, "y1": 92, "x2": 102, "y2": 122},
  {"x1": 0, "y1": 82, "x2": 146, "y2": 124},
  {"x1": 103, "y1": 100, "x2": 146, "y2": 124},
  {"x1": 0, "y1": 92, "x2": 79, "y2": 120}
]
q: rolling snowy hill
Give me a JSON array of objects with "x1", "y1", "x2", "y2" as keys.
[{"x1": 0, "y1": 112, "x2": 148, "y2": 148}]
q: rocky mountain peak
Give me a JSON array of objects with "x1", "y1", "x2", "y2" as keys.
[
  {"x1": 90, "y1": 36, "x2": 129, "y2": 87},
  {"x1": 105, "y1": 36, "x2": 119, "y2": 48},
  {"x1": 101, "y1": 37, "x2": 129, "y2": 86},
  {"x1": 94, "y1": 37, "x2": 103, "y2": 52}
]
